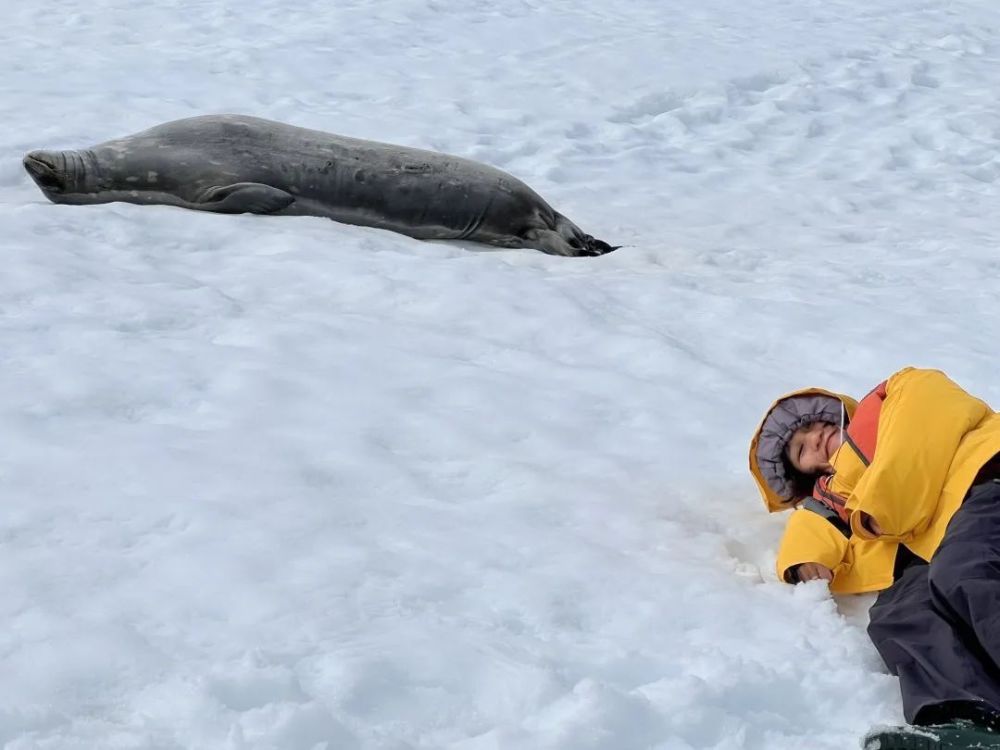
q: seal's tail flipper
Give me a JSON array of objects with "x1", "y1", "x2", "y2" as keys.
[{"x1": 195, "y1": 183, "x2": 294, "y2": 214}]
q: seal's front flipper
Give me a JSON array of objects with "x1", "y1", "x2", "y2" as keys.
[{"x1": 196, "y1": 183, "x2": 294, "y2": 214}]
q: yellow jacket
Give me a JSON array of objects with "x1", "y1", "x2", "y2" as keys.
[
  {"x1": 749, "y1": 386, "x2": 898, "y2": 594},
  {"x1": 843, "y1": 367, "x2": 1000, "y2": 561},
  {"x1": 750, "y1": 367, "x2": 1000, "y2": 593},
  {"x1": 775, "y1": 508, "x2": 899, "y2": 593}
]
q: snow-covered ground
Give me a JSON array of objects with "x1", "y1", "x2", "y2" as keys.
[{"x1": 3, "y1": 0, "x2": 1000, "y2": 747}]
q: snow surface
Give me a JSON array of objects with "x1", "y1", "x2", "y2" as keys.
[{"x1": 3, "y1": 0, "x2": 1000, "y2": 747}]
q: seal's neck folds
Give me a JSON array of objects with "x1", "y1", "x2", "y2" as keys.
[{"x1": 23, "y1": 149, "x2": 98, "y2": 202}]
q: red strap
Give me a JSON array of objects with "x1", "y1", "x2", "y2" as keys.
[{"x1": 813, "y1": 475, "x2": 850, "y2": 524}]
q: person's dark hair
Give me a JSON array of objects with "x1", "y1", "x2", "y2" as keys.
[{"x1": 781, "y1": 452, "x2": 816, "y2": 502}]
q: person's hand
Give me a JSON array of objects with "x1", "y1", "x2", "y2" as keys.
[
  {"x1": 859, "y1": 512, "x2": 884, "y2": 537},
  {"x1": 796, "y1": 563, "x2": 834, "y2": 583}
]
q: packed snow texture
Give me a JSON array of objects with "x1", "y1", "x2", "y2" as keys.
[{"x1": 3, "y1": 0, "x2": 1000, "y2": 747}]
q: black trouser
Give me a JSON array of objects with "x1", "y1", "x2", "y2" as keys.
[{"x1": 868, "y1": 480, "x2": 1000, "y2": 724}]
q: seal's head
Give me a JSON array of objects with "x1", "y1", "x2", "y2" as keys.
[{"x1": 23, "y1": 150, "x2": 93, "y2": 203}]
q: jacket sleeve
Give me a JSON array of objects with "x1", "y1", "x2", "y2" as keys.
[
  {"x1": 776, "y1": 507, "x2": 849, "y2": 583},
  {"x1": 848, "y1": 368, "x2": 991, "y2": 541}
]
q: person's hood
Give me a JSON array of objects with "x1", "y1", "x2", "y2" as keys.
[{"x1": 749, "y1": 387, "x2": 858, "y2": 513}]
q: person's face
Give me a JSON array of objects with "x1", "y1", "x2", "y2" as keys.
[{"x1": 786, "y1": 421, "x2": 842, "y2": 475}]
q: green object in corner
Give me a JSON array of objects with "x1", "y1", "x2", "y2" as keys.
[{"x1": 863, "y1": 720, "x2": 1000, "y2": 750}]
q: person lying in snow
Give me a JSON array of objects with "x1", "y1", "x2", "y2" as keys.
[{"x1": 749, "y1": 367, "x2": 1000, "y2": 750}]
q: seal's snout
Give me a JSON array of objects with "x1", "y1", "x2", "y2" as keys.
[
  {"x1": 547, "y1": 213, "x2": 619, "y2": 257},
  {"x1": 23, "y1": 151, "x2": 66, "y2": 193},
  {"x1": 570, "y1": 234, "x2": 619, "y2": 256}
]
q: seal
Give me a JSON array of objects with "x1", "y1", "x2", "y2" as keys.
[{"x1": 23, "y1": 114, "x2": 616, "y2": 257}]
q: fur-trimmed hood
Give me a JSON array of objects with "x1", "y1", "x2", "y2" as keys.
[{"x1": 748, "y1": 387, "x2": 858, "y2": 512}]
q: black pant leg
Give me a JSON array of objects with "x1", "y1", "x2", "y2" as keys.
[
  {"x1": 928, "y1": 480, "x2": 1000, "y2": 681},
  {"x1": 869, "y1": 561, "x2": 1000, "y2": 723}
]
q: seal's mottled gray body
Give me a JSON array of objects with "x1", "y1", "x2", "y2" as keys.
[{"x1": 23, "y1": 114, "x2": 615, "y2": 257}]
